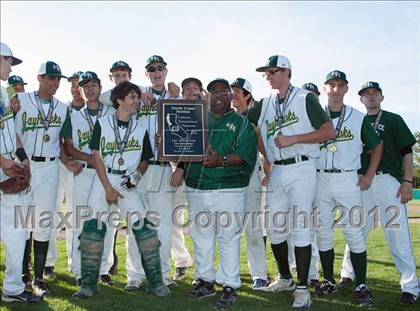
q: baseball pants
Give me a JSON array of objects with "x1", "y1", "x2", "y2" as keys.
[
  {"x1": 186, "y1": 186, "x2": 245, "y2": 289},
  {"x1": 340, "y1": 174, "x2": 419, "y2": 296}
]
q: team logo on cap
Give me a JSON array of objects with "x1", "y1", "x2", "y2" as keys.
[
  {"x1": 332, "y1": 71, "x2": 341, "y2": 78},
  {"x1": 52, "y1": 63, "x2": 61, "y2": 72}
]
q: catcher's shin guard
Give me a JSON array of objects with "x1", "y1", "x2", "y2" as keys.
[
  {"x1": 132, "y1": 219, "x2": 170, "y2": 297},
  {"x1": 76, "y1": 219, "x2": 106, "y2": 297}
]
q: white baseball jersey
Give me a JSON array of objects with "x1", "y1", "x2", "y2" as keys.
[
  {"x1": 71, "y1": 105, "x2": 115, "y2": 154},
  {"x1": 317, "y1": 106, "x2": 364, "y2": 171},
  {"x1": 97, "y1": 114, "x2": 148, "y2": 173},
  {"x1": 0, "y1": 86, "x2": 16, "y2": 156},
  {"x1": 137, "y1": 88, "x2": 178, "y2": 159},
  {"x1": 258, "y1": 88, "x2": 320, "y2": 162},
  {"x1": 15, "y1": 92, "x2": 68, "y2": 157}
]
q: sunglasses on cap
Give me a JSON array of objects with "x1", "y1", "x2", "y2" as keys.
[{"x1": 147, "y1": 65, "x2": 166, "y2": 73}]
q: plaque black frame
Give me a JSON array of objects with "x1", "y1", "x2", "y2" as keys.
[{"x1": 157, "y1": 99, "x2": 208, "y2": 162}]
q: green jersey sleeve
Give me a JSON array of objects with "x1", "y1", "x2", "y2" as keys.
[
  {"x1": 393, "y1": 114, "x2": 416, "y2": 150},
  {"x1": 305, "y1": 93, "x2": 329, "y2": 129},
  {"x1": 246, "y1": 99, "x2": 263, "y2": 126},
  {"x1": 140, "y1": 131, "x2": 154, "y2": 161},
  {"x1": 232, "y1": 119, "x2": 257, "y2": 167},
  {"x1": 89, "y1": 120, "x2": 101, "y2": 150},
  {"x1": 361, "y1": 117, "x2": 381, "y2": 150},
  {"x1": 60, "y1": 111, "x2": 72, "y2": 138}
]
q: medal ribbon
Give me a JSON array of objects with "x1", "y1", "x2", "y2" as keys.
[
  {"x1": 274, "y1": 85, "x2": 294, "y2": 134},
  {"x1": 373, "y1": 110, "x2": 383, "y2": 132},
  {"x1": 84, "y1": 104, "x2": 104, "y2": 131},
  {"x1": 112, "y1": 113, "x2": 133, "y2": 156},
  {"x1": 35, "y1": 92, "x2": 54, "y2": 131},
  {"x1": 326, "y1": 105, "x2": 346, "y2": 139}
]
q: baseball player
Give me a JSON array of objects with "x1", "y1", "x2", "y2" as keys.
[
  {"x1": 6, "y1": 75, "x2": 27, "y2": 114},
  {"x1": 44, "y1": 71, "x2": 86, "y2": 279},
  {"x1": 14, "y1": 61, "x2": 81, "y2": 297},
  {"x1": 286, "y1": 82, "x2": 322, "y2": 287},
  {"x1": 72, "y1": 81, "x2": 170, "y2": 299},
  {"x1": 62, "y1": 71, "x2": 116, "y2": 287},
  {"x1": 0, "y1": 42, "x2": 40, "y2": 303},
  {"x1": 125, "y1": 55, "x2": 180, "y2": 290},
  {"x1": 339, "y1": 81, "x2": 419, "y2": 304},
  {"x1": 230, "y1": 77, "x2": 268, "y2": 290},
  {"x1": 249, "y1": 55, "x2": 336, "y2": 309},
  {"x1": 184, "y1": 78, "x2": 257, "y2": 310},
  {"x1": 314, "y1": 71, "x2": 382, "y2": 307}
]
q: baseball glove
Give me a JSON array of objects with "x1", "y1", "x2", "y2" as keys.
[{"x1": 0, "y1": 165, "x2": 31, "y2": 194}]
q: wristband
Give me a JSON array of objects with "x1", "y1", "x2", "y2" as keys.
[{"x1": 15, "y1": 147, "x2": 28, "y2": 162}]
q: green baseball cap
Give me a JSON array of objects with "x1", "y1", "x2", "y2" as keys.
[
  {"x1": 302, "y1": 82, "x2": 320, "y2": 95},
  {"x1": 207, "y1": 78, "x2": 231, "y2": 92},
  {"x1": 38, "y1": 61, "x2": 67, "y2": 78},
  {"x1": 145, "y1": 55, "x2": 167, "y2": 68},
  {"x1": 110, "y1": 61, "x2": 132, "y2": 73},
  {"x1": 358, "y1": 81, "x2": 382, "y2": 96},
  {"x1": 79, "y1": 71, "x2": 101, "y2": 87},
  {"x1": 231, "y1": 78, "x2": 252, "y2": 94},
  {"x1": 325, "y1": 70, "x2": 348, "y2": 84},
  {"x1": 8, "y1": 75, "x2": 27, "y2": 86},
  {"x1": 256, "y1": 55, "x2": 292, "y2": 72},
  {"x1": 181, "y1": 77, "x2": 203, "y2": 89},
  {"x1": 67, "y1": 71, "x2": 83, "y2": 82}
]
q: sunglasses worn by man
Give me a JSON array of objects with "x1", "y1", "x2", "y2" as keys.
[{"x1": 147, "y1": 65, "x2": 166, "y2": 73}]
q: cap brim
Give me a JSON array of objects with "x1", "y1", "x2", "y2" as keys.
[
  {"x1": 79, "y1": 79, "x2": 100, "y2": 87},
  {"x1": 46, "y1": 73, "x2": 67, "y2": 78},
  {"x1": 358, "y1": 87, "x2": 382, "y2": 96},
  {"x1": 324, "y1": 78, "x2": 348, "y2": 84},
  {"x1": 145, "y1": 61, "x2": 167, "y2": 69},
  {"x1": 207, "y1": 81, "x2": 230, "y2": 92},
  {"x1": 11, "y1": 57, "x2": 22, "y2": 66},
  {"x1": 255, "y1": 66, "x2": 270, "y2": 72}
]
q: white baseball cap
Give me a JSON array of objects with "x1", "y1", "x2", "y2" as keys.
[
  {"x1": 231, "y1": 78, "x2": 253, "y2": 94},
  {"x1": 256, "y1": 55, "x2": 291, "y2": 72},
  {"x1": 0, "y1": 42, "x2": 22, "y2": 66}
]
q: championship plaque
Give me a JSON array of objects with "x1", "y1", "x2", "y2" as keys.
[{"x1": 158, "y1": 99, "x2": 208, "y2": 162}]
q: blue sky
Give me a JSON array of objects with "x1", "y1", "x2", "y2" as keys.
[{"x1": 1, "y1": 1, "x2": 419, "y2": 131}]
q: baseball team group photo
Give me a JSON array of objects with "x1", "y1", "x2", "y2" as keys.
[{"x1": 1, "y1": 1, "x2": 419, "y2": 311}]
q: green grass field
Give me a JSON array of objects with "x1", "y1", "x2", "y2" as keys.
[{"x1": 1, "y1": 224, "x2": 419, "y2": 311}]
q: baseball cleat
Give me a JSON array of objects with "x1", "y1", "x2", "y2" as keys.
[
  {"x1": 188, "y1": 280, "x2": 216, "y2": 299},
  {"x1": 1, "y1": 290, "x2": 42, "y2": 303},
  {"x1": 125, "y1": 279, "x2": 143, "y2": 291},
  {"x1": 215, "y1": 286, "x2": 237, "y2": 310},
  {"x1": 44, "y1": 266, "x2": 56, "y2": 280},
  {"x1": 399, "y1": 292, "x2": 417, "y2": 305},
  {"x1": 315, "y1": 279, "x2": 337, "y2": 296},
  {"x1": 354, "y1": 284, "x2": 373, "y2": 307},
  {"x1": 173, "y1": 266, "x2": 190, "y2": 280},
  {"x1": 32, "y1": 278, "x2": 51, "y2": 297},
  {"x1": 252, "y1": 278, "x2": 268, "y2": 291},
  {"x1": 292, "y1": 286, "x2": 311, "y2": 310},
  {"x1": 260, "y1": 274, "x2": 296, "y2": 292},
  {"x1": 338, "y1": 277, "x2": 354, "y2": 289},
  {"x1": 99, "y1": 274, "x2": 114, "y2": 286}
]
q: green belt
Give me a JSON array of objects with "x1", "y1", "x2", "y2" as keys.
[
  {"x1": 274, "y1": 155, "x2": 309, "y2": 166},
  {"x1": 317, "y1": 169, "x2": 355, "y2": 173},
  {"x1": 107, "y1": 168, "x2": 126, "y2": 175}
]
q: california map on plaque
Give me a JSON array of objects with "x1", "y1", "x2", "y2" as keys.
[{"x1": 166, "y1": 113, "x2": 196, "y2": 140}]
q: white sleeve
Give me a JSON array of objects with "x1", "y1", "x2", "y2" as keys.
[{"x1": 99, "y1": 89, "x2": 113, "y2": 106}]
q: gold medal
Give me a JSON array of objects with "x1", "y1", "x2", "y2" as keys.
[
  {"x1": 118, "y1": 157, "x2": 124, "y2": 166},
  {"x1": 329, "y1": 144, "x2": 337, "y2": 153},
  {"x1": 43, "y1": 134, "x2": 50, "y2": 142}
]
